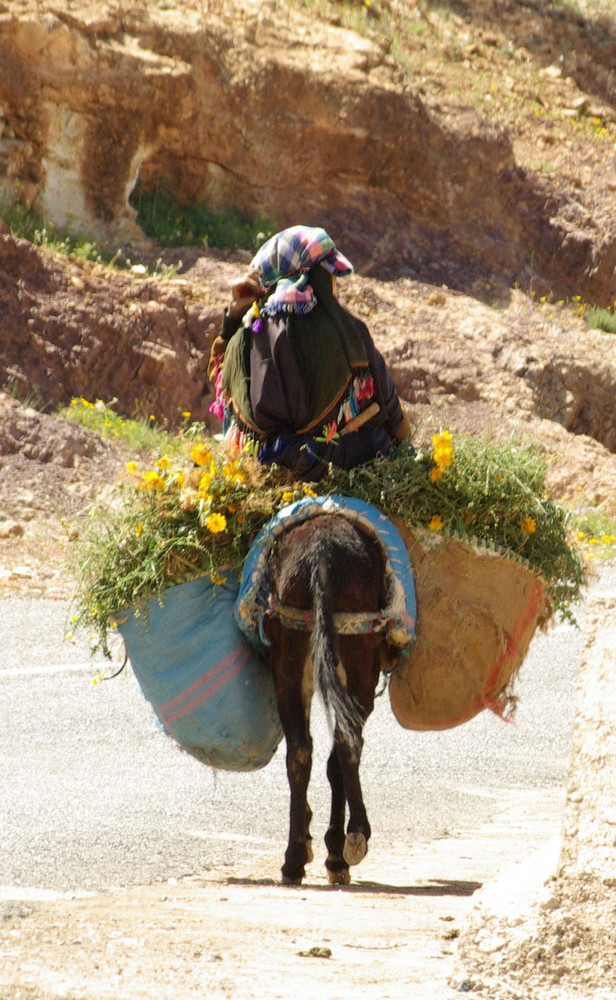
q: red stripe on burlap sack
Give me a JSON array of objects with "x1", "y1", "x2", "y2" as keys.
[
  {"x1": 479, "y1": 577, "x2": 545, "y2": 721},
  {"x1": 388, "y1": 521, "x2": 551, "y2": 732}
]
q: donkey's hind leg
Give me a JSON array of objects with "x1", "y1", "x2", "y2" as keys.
[
  {"x1": 337, "y1": 723, "x2": 371, "y2": 868},
  {"x1": 325, "y1": 724, "x2": 371, "y2": 884},
  {"x1": 269, "y1": 628, "x2": 315, "y2": 886},
  {"x1": 325, "y1": 634, "x2": 381, "y2": 883},
  {"x1": 324, "y1": 748, "x2": 350, "y2": 885},
  {"x1": 280, "y1": 701, "x2": 313, "y2": 885}
]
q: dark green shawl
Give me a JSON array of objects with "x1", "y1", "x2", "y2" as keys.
[{"x1": 222, "y1": 265, "x2": 369, "y2": 435}]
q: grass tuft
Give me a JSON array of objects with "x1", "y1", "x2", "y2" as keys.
[
  {"x1": 60, "y1": 397, "x2": 183, "y2": 455},
  {"x1": 585, "y1": 305, "x2": 616, "y2": 334},
  {"x1": 0, "y1": 200, "x2": 179, "y2": 276}
]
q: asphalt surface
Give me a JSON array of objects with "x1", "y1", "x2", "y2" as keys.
[{"x1": 5, "y1": 569, "x2": 613, "y2": 898}]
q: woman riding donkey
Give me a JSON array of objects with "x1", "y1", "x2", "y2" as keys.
[{"x1": 209, "y1": 225, "x2": 411, "y2": 479}]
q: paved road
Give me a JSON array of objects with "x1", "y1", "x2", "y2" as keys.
[{"x1": 1, "y1": 570, "x2": 613, "y2": 896}]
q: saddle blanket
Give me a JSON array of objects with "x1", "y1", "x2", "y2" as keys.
[{"x1": 234, "y1": 495, "x2": 417, "y2": 654}]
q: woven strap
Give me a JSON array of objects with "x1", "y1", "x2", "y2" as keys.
[{"x1": 268, "y1": 598, "x2": 390, "y2": 635}]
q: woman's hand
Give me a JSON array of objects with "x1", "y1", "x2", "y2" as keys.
[{"x1": 228, "y1": 268, "x2": 262, "y2": 319}]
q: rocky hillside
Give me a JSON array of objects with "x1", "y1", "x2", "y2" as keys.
[
  {"x1": 1, "y1": 0, "x2": 616, "y2": 303},
  {"x1": 1, "y1": 0, "x2": 616, "y2": 594}
]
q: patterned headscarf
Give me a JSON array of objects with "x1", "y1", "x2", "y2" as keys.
[{"x1": 251, "y1": 225, "x2": 354, "y2": 315}]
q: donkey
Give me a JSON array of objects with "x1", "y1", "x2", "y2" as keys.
[{"x1": 262, "y1": 512, "x2": 395, "y2": 886}]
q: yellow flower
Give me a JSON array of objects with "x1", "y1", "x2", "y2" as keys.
[
  {"x1": 191, "y1": 443, "x2": 213, "y2": 466},
  {"x1": 429, "y1": 515, "x2": 444, "y2": 532},
  {"x1": 430, "y1": 467, "x2": 444, "y2": 482},
  {"x1": 126, "y1": 461, "x2": 138, "y2": 474},
  {"x1": 205, "y1": 512, "x2": 227, "y2": 533},
  {"x1": 140, "y1": 470, "x2": 166, "y2": 491},
  {"x1": 281, "y1": 491, "x2": 293, "y2": 504},
  {"x1": 432, "y1": 430, "x2": 454, "y2": 469},
  {"x1": 135, "y1": 523, "x2": 143, "y2": 536},
  {"x1": 222, "y1": 460, "x2": 245, "y2": 485},
  {"x1": 155, "y1": 455, "x2": 172, "y2": 471},
  {"x1": 181, "y1": 411, "x2": 191, "y2": 419},
  {"x1": 304, "y1": 487, "x2": 317, "y2": 498},
  {"x1": 521, "y1": 516, "x2": 537, "y2": 534},
  {"x1": 92, "y1": 672, "x2": 104, "y2": 686},
  {"x1": 210, "y1": 571, "x2": 228, "y2": 586},
  {"x1": 198, "y1": 471, "x2": 213, "y2": 496}
]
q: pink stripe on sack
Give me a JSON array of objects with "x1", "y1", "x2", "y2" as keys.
[
  {"x1": 480, "y1": 578, "x2": 545, "y2": 719},
  {"x1": 162, "y1": 645, "x2": 252, "y2": 726},
  {"x1": 158, "y1": 645, "x2": 247, "y2": 715},
  {"x1": 418, "y1": 578, "x2": 545, "y2": 730}
]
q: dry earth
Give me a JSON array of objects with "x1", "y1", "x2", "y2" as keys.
[{"x1": 2, "y1": 0, "x2": 616, "y2": 995}]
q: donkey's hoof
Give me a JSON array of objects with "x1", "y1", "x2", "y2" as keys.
[
  {"x1": 343, "y1": 832, "x2": 368, "y2": 867},
  {"x1": 327, "y1": 866, "x2": 351, "y2": 885},
  {"x1": 281, "y1": 872, "x2": 304, "y2": 886},
  {"x1": 306, "y1": 838, "x2": 314, "y2": 864}
]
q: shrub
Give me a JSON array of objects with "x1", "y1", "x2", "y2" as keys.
[{"x1": 129, "y1": 182, "x2": 276, "y2": 253}]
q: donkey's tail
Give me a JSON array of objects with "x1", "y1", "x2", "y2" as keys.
[{"x1": 309, "y1": 550, "x2": 363, "y2": 757}]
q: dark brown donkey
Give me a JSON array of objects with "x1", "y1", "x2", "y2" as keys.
[{"x1": 263, "y1": 512, "x2": 394, "y2": 886}]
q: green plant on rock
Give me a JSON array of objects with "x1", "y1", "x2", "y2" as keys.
[
  {"x1": 585, "y1": 305, "x2": 616, "y2": 334},
  {"x1": 0, "y1": 200, "x2": 178, "y2": 276},
  {"x1": 129, "y1": 181, "x2": 276, "y2": 253},
  {"x1": 60, "y1": 397, "x2": 182, "y2": 455}
]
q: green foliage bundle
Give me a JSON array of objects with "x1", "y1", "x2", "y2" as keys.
[
  {"x1": 73, "y1": 442, "x2": 309, "y2": 654},
  {"x1": 73, "y1": 423, "x2": 583, "y2": 655},
  {"x1": 325, "y1": 432, "x2": 584, "y2": 619}
]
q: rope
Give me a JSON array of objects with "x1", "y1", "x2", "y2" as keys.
[{"x1": 99, "y1": 652, "x2": 128, "y2": 681}]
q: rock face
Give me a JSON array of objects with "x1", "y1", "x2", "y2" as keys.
[
  {"x1": 0, "y1": 233, "x2": 225, "y2": 425},
  {"x1": 2, "y1": 229, "x2": 616, "y2": 514},
  {"x1": 1, "y1": 0, "x2": 616, "y2": 304}
]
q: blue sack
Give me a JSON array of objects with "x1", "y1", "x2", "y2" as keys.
[{"x1": 116, "y1": 575, "x2": 283, "y2": 772}]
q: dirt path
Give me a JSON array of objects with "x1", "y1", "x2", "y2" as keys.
[
  {"x1": 0, "y1": 790, "x2": 564, "y2": 1000},
  {"x1": 3, "y1": 587, "x2": 615, "y2": 1000}
]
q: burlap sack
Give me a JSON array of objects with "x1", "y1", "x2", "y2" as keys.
[{"x1": 388, "y1": 517, "x2": 552, "y2": 731}]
